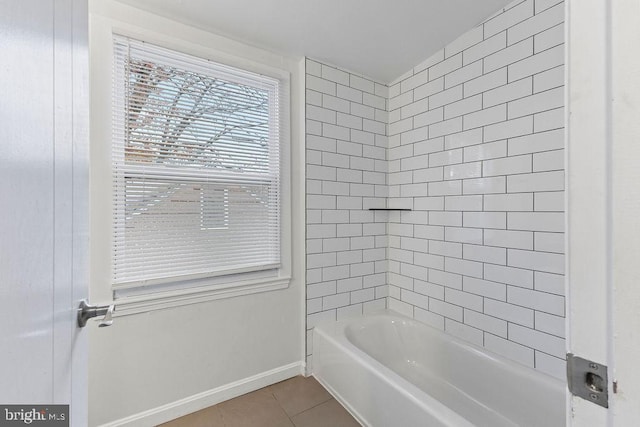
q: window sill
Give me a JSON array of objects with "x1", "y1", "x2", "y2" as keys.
[{"x1": 112, "y1": 276, "x2": 291, "y2": 317}]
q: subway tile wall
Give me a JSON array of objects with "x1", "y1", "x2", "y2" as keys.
[
  {"x1": 387, "y1": 0, "x2": 565, "y2": 379},
  {"x1": 305, "y1": 60, "x2": 389, "y2": 367}
]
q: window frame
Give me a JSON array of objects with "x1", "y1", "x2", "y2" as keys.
[{"x1": 91, "y1": 22, "x2": 292, "y2": 312}]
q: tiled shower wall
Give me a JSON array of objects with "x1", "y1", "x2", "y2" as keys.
[
  {"x1": 387, "y1": 0, "x2": 566, "y2": 379},
  {"x1": 305, "y1": 60, "x2": 389, "y2": 365}
]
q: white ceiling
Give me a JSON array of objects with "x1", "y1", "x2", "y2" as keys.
[{"x1": 114, "y1": 0, "x2": 513, "y2": 83}]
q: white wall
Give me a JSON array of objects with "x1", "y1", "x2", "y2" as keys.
[
  {"x1": 387, "y1": 0, "x2": 566, "y2": 379},
  {"x1": 88, "y1": 1, "x2": 305, "y2": 425},
  {"x1": 304, "y1": 60, "x2": 390, "y2": 366}
]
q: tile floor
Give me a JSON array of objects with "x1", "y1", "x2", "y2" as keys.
[{"x1": 160, "y1": 375, "x2": 361, "y2": 427}]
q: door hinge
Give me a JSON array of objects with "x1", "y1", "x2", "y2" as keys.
[{"x1": 566, "y1": 353, "x2": 608, "y2": 408}]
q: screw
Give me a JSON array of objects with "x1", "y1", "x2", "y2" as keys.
[
  {"x1": 590, "y1": 393, "x2": 599, "y2": 400},
  {"x1": 589, "y1": 363, "x2": 598, "y2": 370}
]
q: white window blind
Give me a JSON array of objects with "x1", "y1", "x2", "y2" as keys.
[{"x1": 112, "y1": 35, "x2": 285, "y2": 289}]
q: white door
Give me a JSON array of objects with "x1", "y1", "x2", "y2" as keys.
[
  {"x1": 567, "y1": 0, "x2": 640, "y2": 425},
  {"x1": 0, "y1": 0, "x2": 90, "y2": 425}
]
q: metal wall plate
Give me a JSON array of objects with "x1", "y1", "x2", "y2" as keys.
[{"x1": 566, "y1": 353, "x2": 609, "y2": 408}]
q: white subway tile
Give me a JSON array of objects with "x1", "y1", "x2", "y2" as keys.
[
  {"x1": 484, "y1": 0, "x2": 534, "y2": 38},
  {"x1": 337, "y1": 303, "x2": 364, "y2": 320},
  {"x1": 446, "y1": 288, "x2": 483, "y2": 311},
  {"x1": 400, "y1": 183, "x2": 428, "y2": 197},
  {"x1": 445, "y1": 319, "x2": 484, "y2": 346},
  {"x1": 351, "y1": 262, "x2": 375, "y2": 277},
  {"x1": 534, "y1": 191, "x2": 564, "y2": 211},
  {"x1": 322, "y1": 152, "x2": 350, "y2": 168},
  {"x1": 533, "y1": 65, "x2": 564, "y2": 93},
  {"x1": 464, "y1": 243, "x2": 507, "y2": 265},
  {"x1": 483, "y1": 78, "x2": 533, "y2": 108},
  {"x1": 464, "y1": 276, "x2": 507, "y2": 300},
  {"x1": 414, "y1": 78, "x2": 445, "y2": 101},
  {"x1": 429, "y1": 269, "x2": 463, "y2": 290},
  {"x1": 307, "y1": 194, "x2": 336, "y2": 209},
  {"x1": 535, "y1": 311, "x2": 565, "y2": 337},
  {"x1": 535, "y1": 0, "x2": 563, "y2": 13},
  {"x1": 307, "y1": 164, "x2": 336, "y2": 181},
  {"x1": 463, "y1": 212, "x2": 507, "y2": 229},
  {"x1": 508, "y1": 323, "x2": 564, "y2": 358},
  {"x1": 463, "y1": 176, "x2": 507, "y2": 195},
  {"x1": 323, "y1": 292, "x2": 350, "y2": 310},
  {"x1": 485, "y1": 334, "x2": 535, "y2": 367},
  {"x1": 445, "y1": 128, "x2": 483, "y2": 150},
  {"x1": 401, "y1": 70, "x2": 428, "y2": 93},
  {"x1": 307, "y1": 268, "x2": 323, "y2": 284},
  {"x1": 401, "y1": 98, "x2": 429, "y2": 120},
  {"x1": 429, "y1": 240, "x2": 463, "y2": 258},
  {"x1": 533, "y1": 107, "x2": 563, "y2": 132},
  {"x1": 307, "y1": 89, "x2": 322, "y2": 106},
  {"x1": 415, "y1": 252, "x2": 446, "y2": 270},
  {"x1": 428, "y1": 180, "x2": 463, "y2": 196},
  {"x1": 464, "y1": 68, "x2": 508, "y2": 97},
  {"x1": 508, "y1": 248, "x2": 564, "y2": 274},
  {"x1": 464, "y1": 140, "x2": 508, "y2": 162},
  {"x1": 535, "y1": 23, "x2": 564, "y2": 53},
  {"x1": 445, "y1": 195, "x2": 483, "y2": 211},
  {"x1": 414, "y1": 108, "x2": 445, "y2": 128},
  {"x1": 338, "y1": 84, "x2": 364, "y2": 104},
  {"x1": 535, "y1": 351, "x2": 565, "y2": 380},
  {"x1": 415, "y1": 137, "x2": 445, "y2": 155},
  {"x1": 323, "y1": 123, "x2": 350, "y2": 140},
  {"x1": 401, "y1": 236, "x2": 428, "y2": 252},
  {"x1": 336, "y1": 196, "x2": 362, "y2": 210},
  {"x1": 508, "y1": 44, "x2": 564, "y2": 82},
  {"x1": 463, "y1": 104, "x2": 507, "y2": 130},
  {"x1": 445, "y1": 227, "x2": 484, "y2": 244},
  {"x1": 429, "y1": 53, "x2": 462, "y2": 81},
  {"x1": 508, "y1": 87, "x2": 563, "y2": 119},
  {"x1": 374, "y1": 82, "x2": 389, "y2": 99},
  {"x1": 389, "y1": 272, "x2": 413, "y2": 290},
  {"x1": 389, "y1": 90, "x2": 413, "y2": 111},
  {"x1": 429, "y1": 85, "x2": 463, "y2": 109},
  {"x1": 306, "y1": 59, "x2": 322, "y2": 76},
  {"x1": 401, "y1": 263, "x2": 428, "y2": 280},
  {"x1": 321, "y1": 65, "x2": 350, "y2": 85},
  {"x1": 483, "y1": 155, "x2": 532, "y2": 177},
  {"x1": 465, "y1": 309, "x2": 508, "y2": 337},
  {"x1": 485, "y1": 298, "x2": 534, "y2": 327},
  {"x1": 337, "y1": 112, "x2": 362, "y2": 130},
  {"x1": 507, "y1": 170, "x2": 564, "y2": 193},
  {"x1": 414, "y1": 168, "x2": 445, "y2": 183},
  {"x1": 431, "y1": 298, "x2": 464, "y2": 322},
  {"x1": 534, "y1": 232, "x2": 564, "y2": 253},
  {"x1": 307, "y1": 252, "x2": 337, "y2": 269},
  {"x1": 306, "y1": 119, "x2": 322, "y2": 135},
  {"x1": 401, "y1": 289, "x2": 430, "y2": 311},
  {"x1": 336, "y1": 277, "x2": 363, "y2": 293},
  {"x1": 484, "y1": 193, "x2": 533, "y2": 211},
  {"x1": 445, "y1": 95, "x2": 483, "y2": 120},
  {"x1": 485, "y1": 229, "x2": 534, "y2": 250},
  {"x1": 430, "y1": 148, "x2": 463, "y2": 167},
  {"x1": 508, "y1": 212, "x2": 564, "y2": 232},
  {"x1": 508, "y1": 128, "x2": 563, "y2": 155},
  {"x1": 336, "y1": 168, "x2": 362, "y2": 183},
  {"x1": 445, "y1": 257, "x2": 484, "y2": 278},
  {"x1": 337, "y1": 140, "x2": 363, "y2": 157},
  {"x1": 415, "y1": 280, "x2": 445, "y2": 300},
  {"x1": 351, "y1": 102, "x2": 375, "y2": 120},
  {"x1": 445, "y1": 61, "x2": 483, "y2": 89},
  {"x1": 307, "y1": 297, "x2": 323, "y2": 314},
  {"x1": 350, "y1": 74, "x2": 375, "y2": 94},
  {"x1": 308, "y1": 281, "x2": 337, "y2": 299},
  {"x1": 508, "y1": 3, "x2": 564, "y2": 46},
  {"x1": 534, "y1": 271, "x2": 565, "y2": 295},
  {"x1": 415, "y1": 307, "x2": 445, "y2": 330},
  {"x1": 307, "y1": 75, "x2": 336, "y2": 95},
  {"x1": 484, "y1": 263, "x2": 534, "y2": 288},
  {"x1": 444, "y1": 162, "x2": 483, "y2": 181},
  {"x1": 429, "y1": 211, "x2": 463, "y2": 226},
  {"x1": 363, "y1": 119, "x2": 386, "y2": 135},
  {"x1": 484, "y1": 116, "x2": 533, "y2": 142},
  {"x1": 446, "y1": 25, "x2": 484, "y2": 57},
  {"x1": 307, "y1": 135, "x2": 337, "y2": 152},
  {"x1": 323, "y1": 265, "x2": 351, "y2": 281},
  {"x1": 322, "y1": 181, "x2": 350, "y2": 196},
  {"x1": 484, "y1": 38, "x2": 534, "y2": 73},
  {"x1": 533, "y1": 149, "x2": 563, "y2": 172},
  {"x1": 464, "y1": 32, "x2": 508, "y2": 66}
]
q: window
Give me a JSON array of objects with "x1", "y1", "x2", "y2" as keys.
[{"x1": 112, "y1": 35, "x2": 287, "y2": 292}]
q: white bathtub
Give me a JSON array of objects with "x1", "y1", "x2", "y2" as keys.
[{"x1": 312, "y1": 310, "x2": 565, "y2": 427}]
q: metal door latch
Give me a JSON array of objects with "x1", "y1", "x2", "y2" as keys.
[
  {"x1": 567, "y1": 353, "x2": 608, "y2": 408},
  {"x1": 77, "y1": 300, "x2": 115, "y2": 328}
]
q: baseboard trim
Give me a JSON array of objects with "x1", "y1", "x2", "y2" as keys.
[{"x1": 99, "y1": 362, "x2": 304, "y2": 427}]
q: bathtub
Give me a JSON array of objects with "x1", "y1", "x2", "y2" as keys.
[{"x1": 312, "y1": 310, "x2": 565, "y2": 427}]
